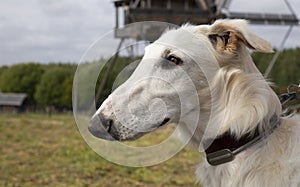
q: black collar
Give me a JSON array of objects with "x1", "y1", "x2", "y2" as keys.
[{"x1": 205, "y1": 115, "x2": 280, "y2": 166}]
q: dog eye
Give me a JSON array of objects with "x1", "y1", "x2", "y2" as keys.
[{"x1": 166, "y1": 55, "x2": 183, "y2": 65}]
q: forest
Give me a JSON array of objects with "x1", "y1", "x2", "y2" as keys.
[{"x1": 0, "y1": 48, "x2": 299, "y2": 112}]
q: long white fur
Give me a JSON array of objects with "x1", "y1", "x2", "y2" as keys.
[
  {"x1": 93, "y1": 19, "x2": 300, "y2": 186},
  {"x1": 190, "y1": 20, "x2": 300, "y2": 187}
]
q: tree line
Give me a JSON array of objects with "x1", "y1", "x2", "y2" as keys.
[
  {"x1": 0, "y1": 63, "x2": 76, "y2": 111},
  {"x1": 0, "y1": 48, "x2": 299, "y2": 112},
  {"x1": 0, "y1": 57, "x2": 132, "y2": 112}
]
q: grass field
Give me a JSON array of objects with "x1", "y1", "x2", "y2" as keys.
[{"x1": 0, "y1": 114, "x2": 201, "y2": 186}]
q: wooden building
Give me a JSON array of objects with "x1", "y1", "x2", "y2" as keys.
[
  {"x1": 114, "y1": 0, "x2": 218, "y2": 41},
  {"x1": 115, "y1": 0, "x2": 217, "y2": 26},
  {"x1": 0, "y1": 93, "x2": 27, "y2": 113}
]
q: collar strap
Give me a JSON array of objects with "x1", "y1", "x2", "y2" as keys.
[{"x1": 205, "y1": 114, "x2": 280, "y2": 166}]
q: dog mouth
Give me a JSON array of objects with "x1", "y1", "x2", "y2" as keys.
[
  {"x1": 159, "y1": 117, "x2": 171, "y2": 127},
  {"x1": 88, "y1": 115, "x2": 172, "y2": 141}
]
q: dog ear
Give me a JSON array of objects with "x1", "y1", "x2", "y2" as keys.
[{"x1": 209, "y1": 19, "x2": 273, "y2": 53}]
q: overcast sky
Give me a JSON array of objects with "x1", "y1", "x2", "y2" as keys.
[{"x1": 0, "y1": 0, "x2": 300, "y2": 66}]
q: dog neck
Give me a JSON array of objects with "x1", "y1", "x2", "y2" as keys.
[{"x1": 204, "y1": 114, "x2": 280, "y2": 166}]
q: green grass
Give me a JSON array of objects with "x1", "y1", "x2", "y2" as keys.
[{"x1": 0, "y1": 114, "x2": 201, "y2": 186}]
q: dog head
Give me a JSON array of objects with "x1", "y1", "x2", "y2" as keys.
[{"x1": 88, "y1": 19, "x2": 280, "y2": 143}]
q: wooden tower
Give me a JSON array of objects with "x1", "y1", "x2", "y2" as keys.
[
  {"x1": 95, "y1": 0, "x2": 299, "y2": 104},
  {"x1": 113, "y1": 0, "x2": 299, "y2": 41}
]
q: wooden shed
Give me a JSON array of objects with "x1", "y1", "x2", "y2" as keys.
[{"x1": 0, "y1": 93, "x2": 27, "y2": 113}]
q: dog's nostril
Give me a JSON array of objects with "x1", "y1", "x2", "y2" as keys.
[
  {"x1": 159, "y1": 118, "x2": 170, "y2": 127},
  {"x1": 99, "y1": 112, "x2": 114, "y2": 132},
  {"x1": 88, "y1": 113, "x2": 116, "y2": 141},
  {"x1": 107, "y1": 119, "x2": 113, "y2": 133}
]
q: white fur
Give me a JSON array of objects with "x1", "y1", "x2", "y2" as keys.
[
  {"x1": 90, "y1": 19, "x2": 300, "y2": 186},
  {"x1": 196, "y1": 115, "x2": 300, "y2": 187}
]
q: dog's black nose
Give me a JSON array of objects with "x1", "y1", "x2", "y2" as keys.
[{"x1": 88, "y1": 112, "x2": 116, "y2": 141}]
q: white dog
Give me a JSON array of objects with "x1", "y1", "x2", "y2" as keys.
[{"x1": 89, "y1": 19, "x2": 300, "y2": 186}]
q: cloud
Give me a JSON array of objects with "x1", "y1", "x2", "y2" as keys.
[
  {"x1": 0, "y1": 0, "x2": 116, "y2": 65},
  {"x1": 230, "y1": 0, "x2": 292, "y2": 14},
  {"x1": 230, "y1": 0, "x2": 300, "y2": 48},
  {"x1": 0, "y1": 0, "x2": 299, "y2": 66}
]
